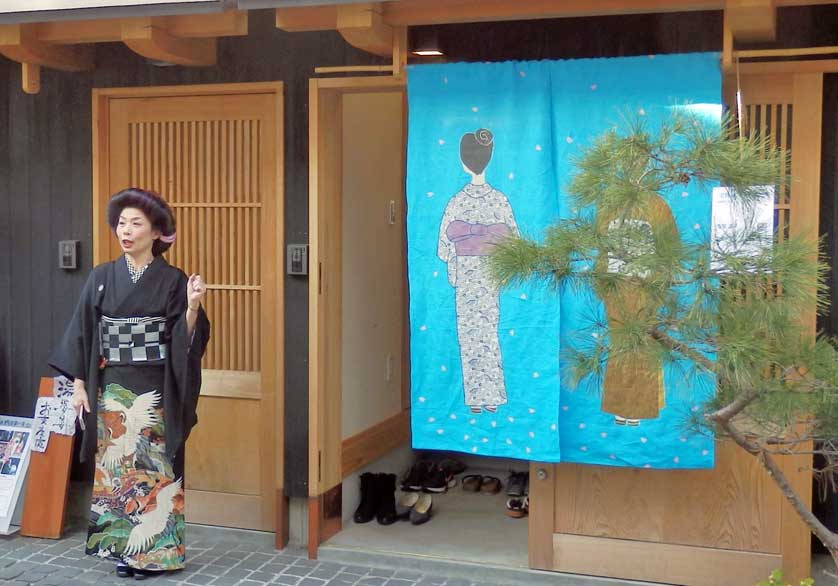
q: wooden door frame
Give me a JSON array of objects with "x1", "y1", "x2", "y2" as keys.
[
  {"x1": 91, "y1": 81, "x2": 288, "y2": 544},
  {"x1": 308, "y1": 75, "x2": 408, "y2": 556}
]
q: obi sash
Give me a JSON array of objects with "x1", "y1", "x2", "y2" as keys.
[
  {"x1": 446, "y1": 220, "x2": 512, "y2": 256},
  {"x1": 100, "y1": 315, "x2": 167, "y2": 365}
]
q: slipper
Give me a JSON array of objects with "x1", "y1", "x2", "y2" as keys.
[
  {"x1": 461, "y1": 474, "x2": 482, "y2": 492},
  {"x1": 506, "y1": 496, "x2": 529, "y2": 518},
  {"x1": 480, "y1": 475, "x2": 502, "y2": 494}
]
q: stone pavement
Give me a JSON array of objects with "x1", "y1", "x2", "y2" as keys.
[{"x1": 0, "y1": 525, "x2": 506, "y2": 586}]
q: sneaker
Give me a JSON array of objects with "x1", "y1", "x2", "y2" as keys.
[
  {"x1": 401, "y1": 461, "x2": 429, "y2": 492},
  {"x1": 506, "y1": 471, "x2": 527, "y2": 497},
  {"x1": 422, "y1": 465, "x2": 450, "y2": 493},
  {"x1": 439, "y1": 457, "x2": 466, "y2": 476}
]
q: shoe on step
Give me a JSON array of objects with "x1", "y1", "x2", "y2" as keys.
[
  {"x1": 401, "y1": 461, "x2": 429, "y2": 492},
  {"x1": 396, "y1": 492, "x2": 419, "y2": 520},
  {"x1": 353, "y1": 472, "x2": 379, "y2": 524},
  {"x1": 480, "y1": 475, "x2": 502, "y2": 494},
  {"x1": 376, "y1": 473, "x2": 398, "y2": 525},
  {"x1": 422, "y1": 465, "x2": 449, "y2": 493},
  {"x1": 506, "y1": 496, "x2": 529, "y2": 518},
  {"x1": 439, "y1": 457, "x2": 466, "y2": 476},
  {"x1": 506, "y1": 471, "x2": 526, "y2": 497},
  {"x1": 410, "y1": 493, "x2": 433, "y2": 525},
  {"x1": 461, "y1": 474, "x2": 482, "y2": 492}
]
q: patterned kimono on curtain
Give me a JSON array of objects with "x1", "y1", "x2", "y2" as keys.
[{"x1": 438, "y1": 183, "x2": 518, "y2": 412}]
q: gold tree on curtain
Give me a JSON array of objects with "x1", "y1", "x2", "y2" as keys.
[{"x1": 489, "y1": 111, "x2": 838, "y2": 571}]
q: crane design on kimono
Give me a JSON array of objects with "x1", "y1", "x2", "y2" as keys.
[
  {"x1": 123, "y1": 478, "x2": 182, "y2": 555},
  {"x1": 101, "y1": 390, "x2": 161, "y2": 471}
]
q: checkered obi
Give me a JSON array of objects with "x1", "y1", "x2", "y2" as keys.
[{"x1": 100, "y1": 315, "x2": 168, "y2": 365}]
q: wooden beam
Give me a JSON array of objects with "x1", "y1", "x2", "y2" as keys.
[
  {"x1": 392, "y1": 25, "x2": 407, "y2": 76},
  {"x1": 738, "y1": 45, "x2": 838, "y2": 58},
  {"x1": 122, "y1": 17, "x2": 216, "y2": 66},
  {"x1": 387, "y1": 0, "x2": 722, "y2": 25},
  {"x1": 738, "y1": 58, "x2": 838, "y2": 74},
  {"x1": 722, "y1": 9, "x2": 733, "y2": 71},
  {"x1": 34, "y1": 11, "x2": 247, "y2": 45},
  {"x1": 276, "y1": 6, "x2": 338, "y2": 32},
  {"x1": 337, "y1": 3, "x2": 392, "y2": 57},
  {"x1": 279, "y1": 0, "x2": 838, "y2": 31},
  {"x1": 314, "y1": 64, "x2": 394, "y2": 73},
  {"x1": 0, "y1": 24, "x2": 93, "y2": 71},
  {"x1": 22, "y1": 62, "x2": 40, "y2": 94},
  {"x1": 725, "y1": 0, "x2": 776, "y2": 42}
]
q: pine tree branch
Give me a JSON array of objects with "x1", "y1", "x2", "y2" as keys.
[
  {"x1": 648, "y1": 327, "x2": 716, "y2": 373},
  {"x1": 708, "y1": 387, "x2": 760, "y2": 423}
]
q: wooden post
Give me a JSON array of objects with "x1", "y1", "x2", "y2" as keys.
[
  {"x1": 20, "y1": 378, "x2": 75, "y2": 539},
  {"x1": 21, "y1": 63, "x2": 40, "y2": 95}
]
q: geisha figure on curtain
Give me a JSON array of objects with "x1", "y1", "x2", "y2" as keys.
[
  {"x1": 437, "y1": 129, "x2": 519, "y2": 414},
  {"x1": 407, "y1": 53, "x2": 720, "y2": 468}
]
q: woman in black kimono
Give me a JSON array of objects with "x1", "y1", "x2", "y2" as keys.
[{"x1": 50, "y1": 188, "x2": 210, "y2": 580}]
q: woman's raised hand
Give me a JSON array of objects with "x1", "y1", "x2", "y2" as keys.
[{"x1": 187, "y1": 274, "x2": 207, "y2": 310}]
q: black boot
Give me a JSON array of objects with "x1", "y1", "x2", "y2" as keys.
[
  {"x1": 376, "y1": 473, "x2": 398, "y2": 525},
  {"x1": 353, "y1": 472, "x2": 379, "y2": 524}
]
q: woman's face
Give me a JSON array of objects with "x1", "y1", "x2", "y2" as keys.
[{"x1": 115, "y1": 207, "x2": 159, "y2": 257}]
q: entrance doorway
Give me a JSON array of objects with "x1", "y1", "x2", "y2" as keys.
[
  {"x1": 92, "y1": 82, "x2": 284, "y2": 532},
  {"x1": 308, "y1": 75, "x2": 530, "y2": 568}
]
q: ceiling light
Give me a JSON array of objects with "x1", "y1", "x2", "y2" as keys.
[{"x1": 411, "y1": 29, "x2": 443, "y2": 57}]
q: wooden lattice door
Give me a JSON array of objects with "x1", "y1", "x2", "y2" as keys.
[{"x1": 93, "y1": 83, "x2": 284, "y2": 531}]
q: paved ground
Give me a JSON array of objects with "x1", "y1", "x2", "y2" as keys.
[{"x1": 0, "y1": 525, "x2": 507, "y2": 586}]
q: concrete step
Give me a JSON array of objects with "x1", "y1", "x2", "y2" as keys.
[{"x1": 317, "y1": 542, "x2": 660, "y2": 586}]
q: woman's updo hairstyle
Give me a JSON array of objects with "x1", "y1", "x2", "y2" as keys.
[
  {"x1": 107, "y1": 188, "x2": 177, "y2": 257},
  {"x1": 460, "y1": 128, "x2": 494, "y2": 175}
]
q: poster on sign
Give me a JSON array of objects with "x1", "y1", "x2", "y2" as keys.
[
  {"x1": 0, "y1": 415, "x2": 33, "y2": 535},
  {"x1": 31, "y1": 376, "x2": 76, "y2": 453}
]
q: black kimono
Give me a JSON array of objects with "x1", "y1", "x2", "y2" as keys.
[{"x1": 49, "y1": 256, "x2": 209, "y2": 570}]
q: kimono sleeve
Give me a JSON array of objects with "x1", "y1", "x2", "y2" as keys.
[
  {"x1": 437, "y1": 198, "x2": 458, "y2": 264},
  {"x1": 166, "y1": 271, "x2": 210, "y2": 440},
  {"x1": 48, "y1": 270, "x2": 97, "y2": 381}
]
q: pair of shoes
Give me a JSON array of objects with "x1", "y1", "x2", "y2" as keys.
[
  {"x1": 396, "y1": 492, "x2": 433, "y2": 525},
  {"x1": 614, "y1": 416, "x2": 640, "y2": 426},
  {"x1": 462, "y1": 474, "x2": 502, "y2": 494},
  {"x1": 401, "y1": 461, "x2": 455, "y2": 494},
  {"x1": 116, "y1": 563, "x2": 157, "y2": 581},
  {"x1": 354, "y1": 473, "x2": 398, "y2": 525},
  {"x1": 506, "y1": 471, "x2": 529, "y2": 497},
  {"x1": 506, "y1": 495, "x2": 529, "y2": 518}
]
